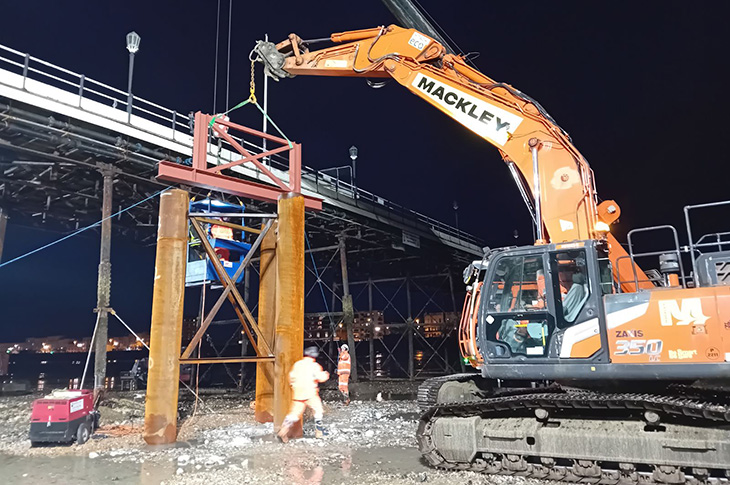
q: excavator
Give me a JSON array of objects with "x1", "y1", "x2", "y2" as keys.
[{"x1": 252, "y1": 3, "x2": 730, "y2": 483}]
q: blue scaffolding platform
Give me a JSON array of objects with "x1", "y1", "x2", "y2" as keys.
[{"x1": 186, "y1": 199, "x2": 252, "y2": 287}]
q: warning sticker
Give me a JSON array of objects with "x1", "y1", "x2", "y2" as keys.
[{"x1": 70, "y1": 399, "x2": 84, "y2": 413}]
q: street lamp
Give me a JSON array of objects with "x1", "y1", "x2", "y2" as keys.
[
  {"x1": 125, "y1": 31, "x2": 141, "y2": 121},
  {"x1": 349, "y1": 145, "x2": 358, "y2": 188}
]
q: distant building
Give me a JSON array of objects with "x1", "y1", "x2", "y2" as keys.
[
  {"x1": 304, "y1": 313, "x2": 336, "y2": 340},
  {"x1": 0, "y1": 332, "x2": 147, "y2": 354},
  {"x1": 335, "y1": 311, "x2": 387, "y2": 341},
  {"x1": 305, "y1": 310, "x2": 388, "y2": 341},
  {"x1": 418, "y1": 312, "x2": 460, "y2": 338}
]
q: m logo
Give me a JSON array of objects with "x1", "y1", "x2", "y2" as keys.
[{"x1": 658, "y1": 298, "x2": 709, "y2": 326}]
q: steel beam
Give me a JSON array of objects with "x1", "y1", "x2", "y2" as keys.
[
  {"x1": 193, "y1": 217, "x2": 261, "y2": 234},
  {"x1": 274, "y1": 193, "x2": 304, "y2": 437},
  {"x1": 407, "y1": 277, "x2": 414, "y2": 380},
  {"x1": 143, "y1": 189, "x2": 188, "y2": 445},
  {"x1": 368, "y1": 278, "x2": 375, "y2": 380},
  {"x1": 157, "y1": 161, "x2": 322, "y2": 210},
  {"x1": 255, "y1": 221, "x2": 277, "y2": 423},
  {"x1": 93, "y1": 167, "x2": 113, "y2": 395},
  {"x1": 180, "y1": 356, "x2": 274, "y2": 365},
  {"x1": 339, "y1": 236, "x2": 358, "y2": 382}
]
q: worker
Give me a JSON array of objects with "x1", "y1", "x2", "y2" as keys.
[
  {"x1": 337, "y1": 344, "x2": 351, "y2": 405},
  {"x1": 277, "y1": 346, "x2": 329, "y2": 442},
  {"x1": 563, "y1": 272, "x2": 588, "y2": 322},
  {"x1": 498, "y1": 318, "x2": 528, "y2": 353}
]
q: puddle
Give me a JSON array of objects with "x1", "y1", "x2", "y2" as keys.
[
  {"x1": 0, "y1": 453, "x2": 175, "y2": 485},
  {"x1": 1, "y1": 445, "x2": 427, "y2": 485},
  {"x1": 239, "y1": 446, "x2": 428, "y2": 484}
]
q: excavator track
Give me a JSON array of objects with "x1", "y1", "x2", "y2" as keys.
[
  {"x1": 418, "y1": 374, "x2": 481, "y2": 410},
  {"x1": 417, "y1": 387, "x2": 730, "y2": 484}
]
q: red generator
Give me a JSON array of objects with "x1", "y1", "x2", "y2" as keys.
[{"x1": 29, "y1": 389, "x2": 99, "y2": 445}]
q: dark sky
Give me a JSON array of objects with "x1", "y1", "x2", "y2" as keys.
[{"x1": 1, "y1": 1, "x2": 728, "y2": 340}]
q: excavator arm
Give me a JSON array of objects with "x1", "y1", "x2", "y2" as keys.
[{"x1": 254, "y1": 25, "x2": 651, "y2": 291}]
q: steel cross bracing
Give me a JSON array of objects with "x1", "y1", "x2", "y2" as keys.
[{"x1": 300, "y1": 257, "x2": 466, "y2": 380}]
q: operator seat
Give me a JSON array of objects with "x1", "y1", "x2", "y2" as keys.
[{"x1": 563, "y1": 273, "x2": 588, "y2": 322}]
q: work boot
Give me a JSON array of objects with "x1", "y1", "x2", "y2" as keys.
[
  {"x1": 277, "y1": 425, "x2": 291, "y2": 443},
  {"x1": 344, "y1": 398, "x2": 350, "y2": 406},
  {"x1": 314, "y1": 419, "x2": 326, "y2": 439}
]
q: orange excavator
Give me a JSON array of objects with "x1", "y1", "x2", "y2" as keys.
[{"x1": 254, "y1": 5, "x2": 730, "y2": 483}]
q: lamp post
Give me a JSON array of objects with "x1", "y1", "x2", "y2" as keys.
[
  {"x1": 349, "y1": 145, "x2": 358, "y2": 189},
  {"x1": 126, "y1": 31, "x2": 141, "y2": 122}
]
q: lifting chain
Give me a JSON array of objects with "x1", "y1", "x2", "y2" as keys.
[{"x1": 248, "y1": 59, "x2": 257, "y2": 104}]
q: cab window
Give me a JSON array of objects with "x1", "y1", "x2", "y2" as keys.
[
  {"x1": 486, "y1": 256, "x2": 546, "y2": 313},
  {"x1": 485, "y1": 255, "x2": 550, "y2": 357},
  {"x1": 552, "y1": 250, "x2": 590, "y2": 327}
]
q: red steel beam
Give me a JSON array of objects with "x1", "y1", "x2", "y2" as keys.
[
  {"x1": 157, "y1": 161, "x2": 322, "y2": 210},
  {"x1": 290, "y1": 143, "x2": 302, "y2": 193},
  {"x1": 208, "y1": 144, "x2": 291, "y2": 174},
  {"x1": 213, "y1": 115, "x2": 290, "y2": 146}
]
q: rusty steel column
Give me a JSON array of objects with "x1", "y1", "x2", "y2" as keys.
[
  {"x1": 274, "y1": 194, "x2": 304, "y2": 437},
  {"x1": 0, "y1": 207, "x2": 8, "y2": 262},
  {"x1": 338, "y1": 236, "x2": 357, "y2": 382},
  {"x1": 94, "y1": 167, "x2": 113, "y2": 394},
  {"x1": 143, "y1": 189, "x2": 189, "y2": 445},
  {"x1": 255, "y1": 220, "x2": 277, "y2": 423}
]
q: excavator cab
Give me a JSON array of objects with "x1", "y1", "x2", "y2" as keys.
[
  {"x1": 477, "y1": 240, "x2": 610, "y2": 369},
  {"x1": 465, "y1": 232, "x2": 730, "y2": 382}
]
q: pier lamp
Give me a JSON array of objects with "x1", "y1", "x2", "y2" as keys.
[
  {"x1": 125, "y1": 31, "x2": 141, "y2": 120},
  {"x1": 349, "y1": 145, "x2": 358, "y2": 189}
]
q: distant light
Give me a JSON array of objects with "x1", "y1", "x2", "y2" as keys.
[
  {"x1": 126, "y1": 31, "x2": 141, "y2": 54},
  {"x1": 349, "y1": 145, "x2": 358, "y2": 161},
  {"x1": 374, "y1": 326, "x2": 381, "y2": 332}
]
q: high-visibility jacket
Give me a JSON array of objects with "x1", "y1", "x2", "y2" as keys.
[
  {"x1": 289, "y1": 356, "x2": 329, "y2": 401},
  {"x1": 337, "y1": 350, "x2": 351, "y2": 382}
]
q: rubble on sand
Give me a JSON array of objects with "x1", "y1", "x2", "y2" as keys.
[{"x1": 0, "y1": 387, "x2": 539, "y2": 485}]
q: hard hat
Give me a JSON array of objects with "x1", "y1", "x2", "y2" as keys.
[
  {"x1": 341, "y1": 344, "x2": 349, "y2": 352},
  {"x1": 304, "y1": 346, "x2": 319, "y2": 358}
]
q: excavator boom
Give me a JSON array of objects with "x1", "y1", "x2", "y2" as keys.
[{"x1": 254, "y1": 26, "x2": 651, "y2": 291}]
